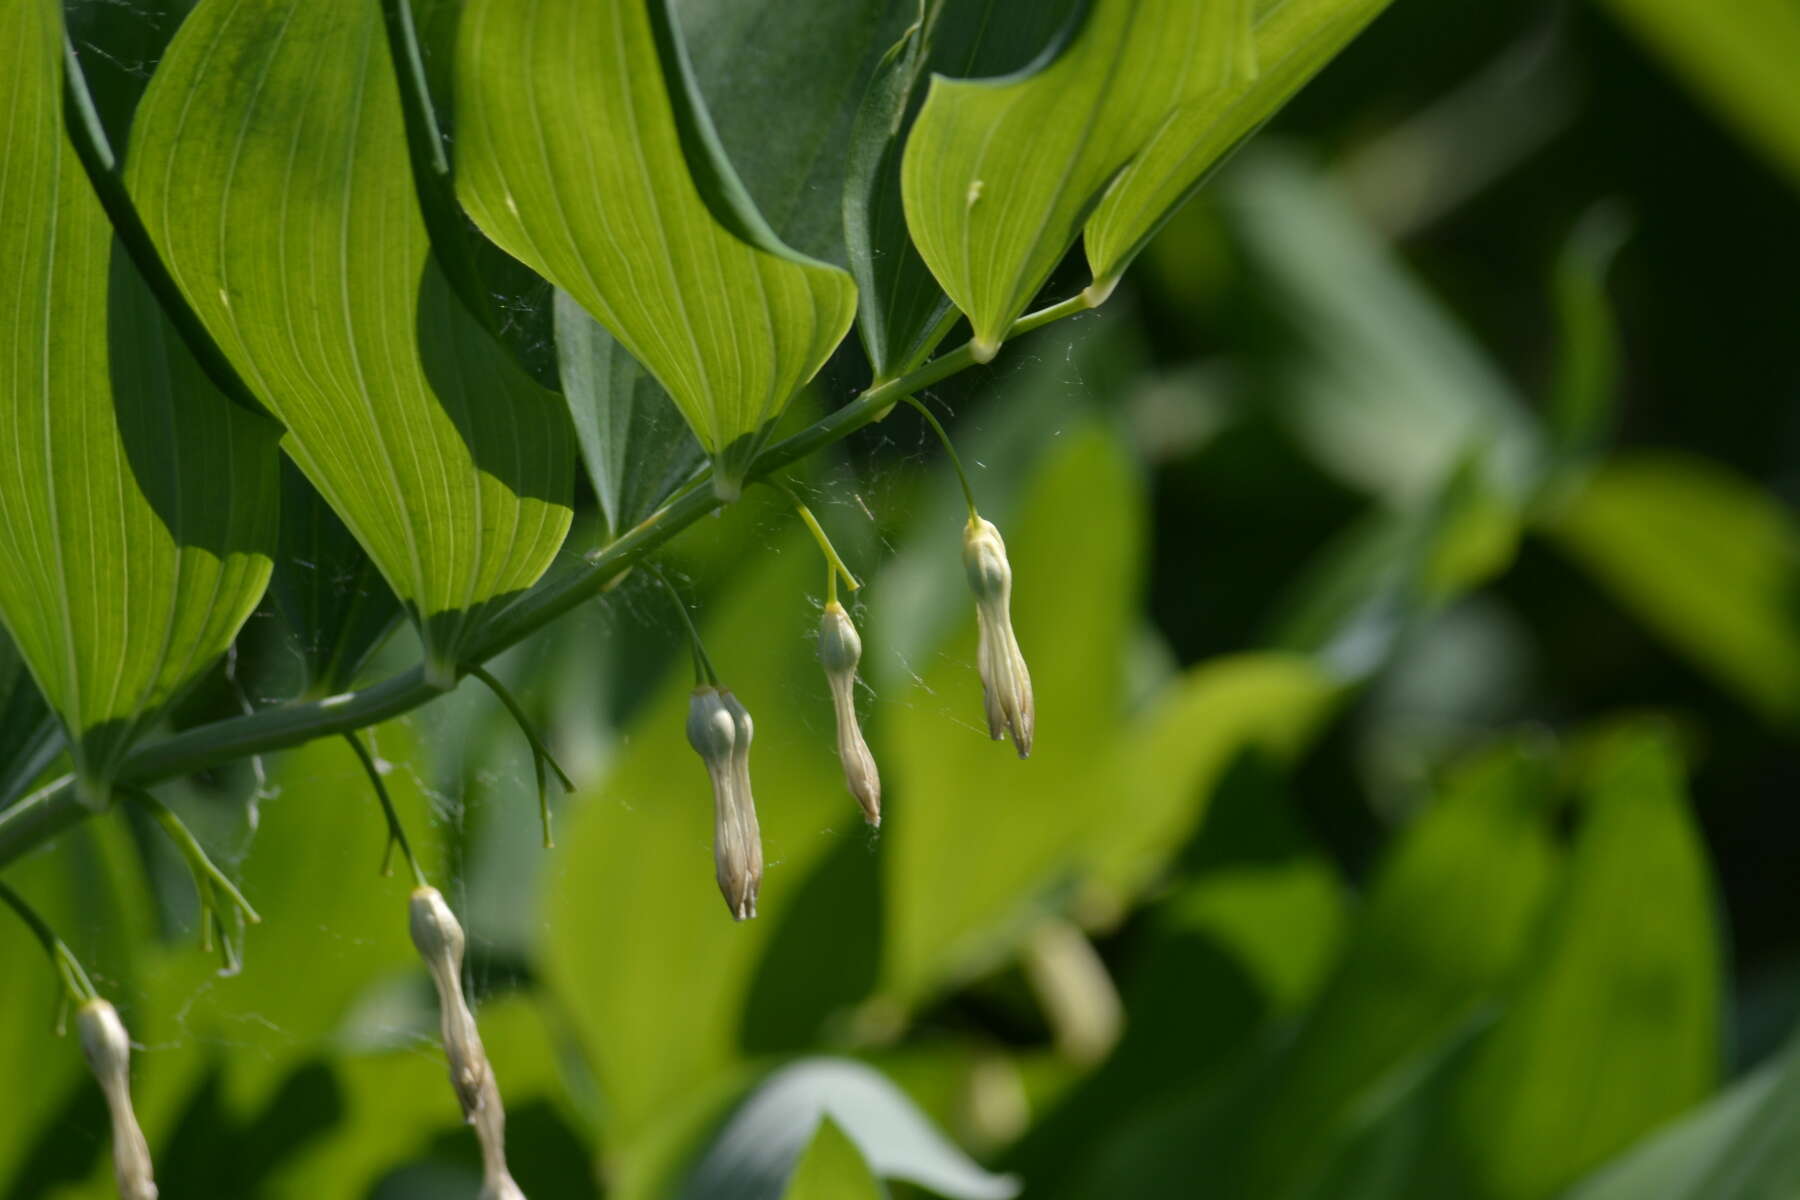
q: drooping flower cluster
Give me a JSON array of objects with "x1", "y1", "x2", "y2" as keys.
[
  {"x1": 687, "y1": 686, "x2": 763, "y2": 921},
  {"x1": 77, "y1": 998, "x2": 157, "y2": 1200},
  {"x1": 409, "y1": 886, "x2": 524, "y2": 1199}
]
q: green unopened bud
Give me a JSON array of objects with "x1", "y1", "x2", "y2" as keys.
[
  {"x1": 962, "y1": 516, "x2": 1034, "y2": 757},
  {"x1": 688, "y1": 687, "x2": 763, "y2": 920},
  {"x1": 820, "y1": 603, "x2": 880, "y2": 825},
  {"x1": 410, "y1": 887, "x2": 523, "y2": 1196},
  {"x1": 77, "y1": 999, "x2": 157, "y2": 1200}
]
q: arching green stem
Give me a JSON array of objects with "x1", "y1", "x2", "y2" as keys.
[
  {"x1": 0, "y1": 877, "x2": 96, "y2": 1005},
  {"x1": 768, "y1": 479, "x2": 860, "y2": 598},
  {"x1": 122, "y1": 788, "x2": 260, "y2": 972},
  {"x1": 650, "y1": 566, "x2": 720, "y2": 687},
  {"x1": 901, "y1": 395, "x2": 980, "y2": 518},
  {"x1": 467, "y1": 665, "x2": 575, "y2": 849},
  {"x1": 343, "y1": 732, "x2": 429, "y2": 886}
]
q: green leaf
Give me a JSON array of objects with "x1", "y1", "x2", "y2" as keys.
[
  {"x1": 0, "y1": 630, "x2": 60, "y2": 809},
  {"x1": 1222, "y1": 742, "x2": 1561, "y2": 1198},
  {"x1": 455, "y1": 0, "x2": 858, "y2": 499},
  {"x1": 845, "y1": 0, "x2": 1080, "y2": 376},
  {"x1": 1567, "y1": 1022, "x2": 1800, "y2": 1200},
  {"x1": 781, "y1": 1119, "x2": 885, "y2": 1200},
  {"x1": 126, "y1": 0, "x2": 576, "y2": 687},
  {"x1": 1546, "y1": 452, "x2": 1800, "y2": 728},
  {"x1": 1083, "y1": 0, "x2": 1392, "y2": 288},
  {"x1": 684, "y1": 1059, "x2": 1017, "y2": 1200},
  {"x1": 1547, "y1": 204, "x2": 1632, "y2": 465},
  {"x1": 553, "y1": 289, "x2": 704, "y2": 539},
  {"x1": 269, "y1": 462, "x2": 404, "y2": 698},
  {"x1": 1595, "y1": 0, "x2": 1800, "y2": 194},
  {"x1": 899, "y1": 0, "x2": 1255, "y2": 357},
  {"x1": 0, "y1": 0, "x2": 280, "y2": 801},
  {"x1": 1440, "y1": 725, "x2": 1720, "y2": 1200}
]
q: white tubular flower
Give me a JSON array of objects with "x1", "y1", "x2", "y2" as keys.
[
  {"x1": 687, "y1": 687, "x2": 763, "y2": 920},
  {"x1": 819, "y1": 603, "x2": 880, "y2": 826},
  {"x1": 962, "y1": 516, "x2": 1035, "y2": 757},
  {"x1": 76, "y1": 998, "x2": 157, "y2": 1200},
  {"x1": 409, "y1": 887, "x2": 524, "y2": 1197}
]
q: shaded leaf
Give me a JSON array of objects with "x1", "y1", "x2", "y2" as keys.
[
  {"x1": 1547, "y1": 203, "x2": 1632, "y2": 465},
  {"x1": 553, "y1": 290, "x2": 704, "y2": 539},
  {"x1": 682, "y1": 1059, "x2": 1017, "y2": 1200},
  {"x1": 0, "y1": 0, "x2": 280, "y2": 800},
  {"x1": 1546, "y1": 452, "x2": 1800, "y2": 728},
  {"x1": 270, "y1": 462, "x2": 404, "y2": 698},
  {"x1": 0, "y1": 630, "x2": 61, "y2": 810},
  {"x1": 900, "y1": 0, "x2": 1254, "y2": 355},
  {"x1": 455, "y1": 0, "x2": 858, "y2": 498},
  {"x1": 1567, "y1": 1022, "x2": 1800, "y2": 1200},
  {"x1": 127, "y1": 0, "x2": 575, "y2": 687},
  {"x1": 1083, "y1": 0, "x2": 1393, "y2": 287},
  {"x1": 1443, "y1": 725, "x2": 1720, "y2": 1200}
]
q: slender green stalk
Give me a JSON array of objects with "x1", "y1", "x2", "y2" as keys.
[
  {"x1": 124, "y1": 788, "x2": 260, "y2": 970},
  {"x1": 343, "y1": 732, "x2": 428, "y2": 886},
  {"x1": 769, "y1": 479, "x2": 860, "y2": 595},
  {"x1": 468, "y1": 664, "x2": 574, "y2": 849},
  {"x1": 0, "y1": 877, "x2": 96, "y2": 1004},
  {"x1": 650, "y1": 566, "x2": 719, "y2": 687},
  {"x1": 900, "y1": 395, "x2": 980, "y2": 517},
  {"x1": 0, "y1": 296, "x2": 1091, "y2": 872}
]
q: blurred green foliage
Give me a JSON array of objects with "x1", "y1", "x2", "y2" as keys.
[{"x1": 6, "y1": 0, "x2": 1800, "y2": 1198}]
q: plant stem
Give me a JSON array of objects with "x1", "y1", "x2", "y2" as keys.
[
  {"x1": 0, "y1": 876, "x2": 97, "y2": 1003},
  {"x1": 770, "y1": 479, "x2": 860, "y2": 594},
  {"x1": 650, "y1": 566, "x2": 719, "y2": 687},
  {"x1": 468, "y1": 664, "x2": 573, "y2": 849},
  {"x1": 343, "y1": 732, "x2": 428, "y2": 887},
  {"x1": 900, "y1": 395, "x2": 980, "y2": 517},
  {"x1": 0, "y1": 297, "x2": 1090, "y2": 871}
]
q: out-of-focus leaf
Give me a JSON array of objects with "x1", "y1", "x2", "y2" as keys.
[
  {"x1": 682, "y1": 1059, "x2": 1018, "y2": 1200},
  {"x1": 270, "y1": 463, "x2": 404, "y2": 698},
  {"x1": 1223, "y1": 149, "x2": 1542, "y2": 505},
  {"x1": 1084, "y1": 0, "x2": 1394, "y2": 288},
  {"x1": 127, "y1": 0, "x2": 575, "y2": 687},
  {"x1": 900, "y1": 0, "x2": 1255, "y2": 356},
  {"x1": 0, "y1": 630, "x2": 60, "y2": 809},
  {"x1": 0, "y1": 0, "x2": 280, "y2": 801},
  {"x1": 1220, "y1": 741, "x2": 1560, "y2": 1198},
  {"x1": 778, "y1": 1118, "x2": 884, "y2": 1200},
  {"x1": 1567, "y1": 1022, "x2": 1800, "y2": 1200},
  {"x1": 554, "y1": 290, "x2": 705, "y2": 539},
  {"x1": 1548, "y1": 204, "x2": 1632, "y2": 464},
  {"x1": 845, "y1": 0, "x2": 1079, "y2": 376},
  {"x1": 883, "y1": 424, "x2": 1144, "y2": 998},
  {"x1": 1596, "y1": 0, "x2": 1800, "y2": 193},
  {"x1": 1546, "y1": 452, "x2": 1800, "y2": 728},
  {"x1": 455, "y1": 0, "x2": 857, "y2": 499},
  {"x1": 1442, "y1": 725, "x2": 1719, "y2": 1200},
  {"x1": 541, "y1": 523, "x2": 851, "y2": 1138}
]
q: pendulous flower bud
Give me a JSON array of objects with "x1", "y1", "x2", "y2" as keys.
[
  {"x1": 962, "y1": 516, "x2": 1035, "y2": 757},
  {"x1": 409, "y1": 887, "x2": 524, "y2": 1198},
  {"x1": 77, "y1": 998, "x2": 157, "y2": 1200},
  {"x1": 687, "y1": 687, "x2": 764, "y2": 920},
  {"x1": 819, "y1": 603, "x2": 881, "y2": 825}
]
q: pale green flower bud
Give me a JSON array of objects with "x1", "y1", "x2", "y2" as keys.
[
  {"x1": 820, "y1": 602, "x2": 880, "y2": 826},
  {"x1": 410, "y1": 887, "x2": 524, "y2": 1196},
  {"x1": 962, "y1": 516, "x2": 1034, "y2": 757},
  {"x1": 688, "y1": 687, "x2": 763, "y2": 920},
  {"x1": 77, "y1": 998, "x2": 157, "y2": 1200}
]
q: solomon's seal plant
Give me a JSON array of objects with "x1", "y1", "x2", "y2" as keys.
[{"x1": 0, "y1": 0, "x2": 1390, "y2": 1191}]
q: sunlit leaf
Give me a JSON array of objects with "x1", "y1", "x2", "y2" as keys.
[
  {"x1": 1546, "y1": 452, "x2": 1800, "y2": 728},
  {"x1": 1443, "y1": 724, "x2": 1719, "y2": 1200},
  {"x1": 683, "y1": 1059, "x2": 1017, "y2": 1200},
  {"x1": 127, "y1": 0, "x2": 576, "y2": 688},
  {"x1": 1596, "y1": 0, "x2": 1800, "y2": 194},
  {"x1": 1084, "y1": 0, "x2": 1393, "y2": 288},
  {"x1": 1567, "y1": 1022, "x2": 1800, "y2": 1200},
  {"x1": 0, "y1": 0, "x2": 280, "y2": 801},
  {"x1": 779, "y1": 1118, "x2": 884, "y2": 1200},
  {"x1": 455, "y1": 0, "x2": 858, "y2": 499},
  {"x1": 900, "y1": 0, "x2": 1254, "y2": 356}
]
